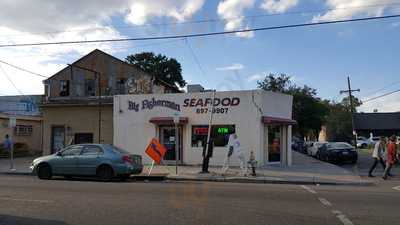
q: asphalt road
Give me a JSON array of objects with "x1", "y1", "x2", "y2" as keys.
[{"x1": 0, "y1": 175, "x2": 399, "y2": 225}]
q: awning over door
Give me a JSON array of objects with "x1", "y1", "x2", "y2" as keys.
[
  {"x1": 262, "y1": 116, "x2": 297, "y2": 125},
  {"x1": 149, "y1": 117, "x2": 189, "y2": 125}
]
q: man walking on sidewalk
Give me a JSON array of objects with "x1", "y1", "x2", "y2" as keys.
[
  {"x1": 368, "y1": 136, "x2": 386, "y2": 177},
  {"x1": 383, "y1": 135, "x2": 397, "y2": 180}
]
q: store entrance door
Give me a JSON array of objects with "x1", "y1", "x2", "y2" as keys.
[
  {"x1": 159, "y1": 126, "x2": 183, "y2": 163},
  {"x1": 266, "y1": 125, "x2": 282, "y2": 163}
]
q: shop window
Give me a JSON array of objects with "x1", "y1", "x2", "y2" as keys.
[
  {"x1": 14, "y1": 125, "x2": 33, "y2": 136},
  {"x1": 59, "y1": 80, "x2": 70, "y2": 96},
  {"x1": 191, "y1": 125, "x2": 235, "y2": 147},
  {"x1": 85, "y1": 79, "x2": 95, "y2": 96}
]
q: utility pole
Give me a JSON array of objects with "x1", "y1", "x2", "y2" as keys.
[
  {"x1": 340, "y1": 76, "x2": 360, "y2": 148},
  {"x1": 68, "y1": 64, "x2": 102, "y2": 143}
]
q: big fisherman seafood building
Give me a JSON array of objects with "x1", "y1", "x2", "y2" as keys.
[{"x1": 114, "y1": 89, "x2": 296, "y2": 166}]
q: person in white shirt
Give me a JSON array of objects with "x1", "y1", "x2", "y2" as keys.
[{"x1": 368, "y1": 136, "x2": 387, "y2": 177}]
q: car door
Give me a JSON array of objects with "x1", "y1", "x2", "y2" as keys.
[
  {"x1": 76, "y1": 145, "x2": 104, "y2": 176},
  {"x1": 52, "y1": 145, "x2": 83, "y2": 175}
]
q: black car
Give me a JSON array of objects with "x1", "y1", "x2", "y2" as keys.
[
  {"x1": 318, "y1": 142, "x2": 357, "y2": 164},
  {"x1": 292, "y1": 137, "x2": 307, "y2": 154}
]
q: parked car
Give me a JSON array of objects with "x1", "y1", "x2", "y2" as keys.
[
  {"x1": 292, "y1": 137, "x2": 307, "y2": 154},
  {"x1": 318, "y1": 142, "x2": 357, "y2": 164},
  {"x1": 307, "y1": 142, "x2": 327, "y2": 157},
  {"x1": 356, "y1": 136, "x2": 369, "y2": 148},
  {"x1": 30, "y1": 144, "x2": 143, "y2": 181}
]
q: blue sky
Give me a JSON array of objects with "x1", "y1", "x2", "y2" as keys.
[{"x1": 0, "y1": 0, "x2": 399, "y2": 112}]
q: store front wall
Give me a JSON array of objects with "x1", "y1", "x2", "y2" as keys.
[{"x1": 114, "y1": 90, "x2": 294, "y2": 166}]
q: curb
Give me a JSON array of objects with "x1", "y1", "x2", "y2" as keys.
[
  {"x1": 0, "y1": 171, "x2": 33, "y2": 176},
  {"x1": 166, "y1": 176, "x2": 374, "y2": 186}
]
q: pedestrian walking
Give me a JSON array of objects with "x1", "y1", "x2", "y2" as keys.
[
  {"x1": 383, "y1": 135, "x2": 397, "y2": 180},
  {"x1": 368, "y1": 136, "x2": 386, "y2": 177},
  {"x1": 222, "y1": 134, "x2": 236, "y2": 174},
  {"x1": 3, "y1": 134, "x2": 13, "y2": 154}
]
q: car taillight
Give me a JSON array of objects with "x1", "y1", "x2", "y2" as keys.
[{"x1": 122, "y1": 155, "x2": 132, "y2": 164}]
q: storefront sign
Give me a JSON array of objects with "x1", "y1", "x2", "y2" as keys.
[
  {"x1": 128, "y1": 98, "x2": 180, "y2": 112},
  {"x1": 183, "y1": 97, "x2": 240, "y2": 114}
]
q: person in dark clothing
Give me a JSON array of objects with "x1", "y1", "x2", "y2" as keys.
[{"x1": 201, "y1": 138, "x2": 214, "y2": 173}]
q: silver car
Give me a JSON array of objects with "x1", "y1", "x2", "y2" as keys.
[{"x1": 30, "y1": 144, "x2": 143, "y2": 181}]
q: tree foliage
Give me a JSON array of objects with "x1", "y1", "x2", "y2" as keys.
[
  {"x1": 257, "y1": 73, "x2": 362, "y2": 141},
  {"x1": 126, "y1": 52, "x2": 186, "y2": 88},
  {"x1": 257, "y1": 73, "x2": 329, "y2": 138}
]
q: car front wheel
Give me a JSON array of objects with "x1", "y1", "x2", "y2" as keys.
[{"x1": 37, "y1": 164, "x2": 52, "y2": 180}]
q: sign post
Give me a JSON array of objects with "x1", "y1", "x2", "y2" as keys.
[
  {"x1": 9, "y1": 117, "x2": 16, "y2": 171},
  {"x1": 173, "y1": 112, "x2": 180, "y2": 175}
]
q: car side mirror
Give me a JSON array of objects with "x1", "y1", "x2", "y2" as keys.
[{"x1": 56, "y1": 152, "x2": 62, "y2": 157}]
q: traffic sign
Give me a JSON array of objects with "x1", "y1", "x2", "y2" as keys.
[{"x1": 145, "y1": 138, "x2": 167, "y2": 164}]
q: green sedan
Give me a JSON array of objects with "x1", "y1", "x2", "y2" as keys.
[{"x1": 30, "y1": 144, "x2": 143, "y2": 181}]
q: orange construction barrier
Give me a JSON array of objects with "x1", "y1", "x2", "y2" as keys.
[{"x1": 145, "y1": 138, "x2": 167, "y2": 164}]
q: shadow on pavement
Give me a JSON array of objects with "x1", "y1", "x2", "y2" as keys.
[{"x1": 0, "y1": 214, "x2": 68, "y2": 225}]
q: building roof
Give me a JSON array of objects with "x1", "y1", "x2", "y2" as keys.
[
  {"x1": 354, "y1": 112, "x2": 400, "y2": 130},
  {"x1": 44, "y1": 49, "x2": 181, "y2": 92}
]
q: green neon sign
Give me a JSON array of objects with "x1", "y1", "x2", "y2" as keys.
[{"x1": 217, "y1": 127, "x2": 229, "y2": 134}]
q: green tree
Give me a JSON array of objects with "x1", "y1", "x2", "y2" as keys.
[
  {"x1": 126, "y1": 52, "x2": 186, "y2": 88},
  {"x1": 257, "y1": 73, "x2": 329, "y2": 138},
  {"x1": 324, "y1": 97, "x2": 362, "y2": 142}
]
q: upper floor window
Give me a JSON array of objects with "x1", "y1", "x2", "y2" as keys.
[
  {"x1": 59, "y1": 80, "x2": 70, "y2": 96},
  {"x1": 116, "y1": 78, "x2": 126, "y2": 94},
  {"x1": 14, "y1": 125, "x2": 33, "y2": 136},
  {"x1": 85, "y1": 79, "x2": 95, "y2": 96}
]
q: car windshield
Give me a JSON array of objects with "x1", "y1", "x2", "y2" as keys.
[{"x1": 327, "y1": 143, "x2": 352, "y2": 149}]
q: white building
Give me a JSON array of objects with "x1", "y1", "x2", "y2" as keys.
[{"x1": 113, "y1": 89, "x2": 295, "y2": 166}]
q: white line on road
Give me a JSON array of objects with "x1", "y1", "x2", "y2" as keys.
[
  {"x1": 332, "y1": 210, "x2": 354, "y2": 225},
  {"x1": 318, "y1": 197, "x2": 332, "y2": 207},
  {"x1": 300, "y1": 185, "x2": 317, "y2": 194},
  {"x1": 0, "y1": 197, "x2": 53, "y2": 204},
  {"x1": 393, "y1": 186, "x2": 400, "y2": 191}
]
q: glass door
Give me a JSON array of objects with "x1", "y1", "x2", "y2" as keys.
[
  {"x1": 268, "y1": 125, "x2": 281, "y2": 163},
  {"x1": 159, "y1": 126, "x2": 182, "y2": 163}
]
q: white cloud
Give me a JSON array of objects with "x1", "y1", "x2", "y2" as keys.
[
  {"x1": 0, "y1": 0, "x2": 205, "y2": 95},
  {"x1": 261, "y1": 0, "x2": 298, "y2": 13},
  {"x1": 246, "y1": 73, "x2": 265, "y2": 82},
  {"x1": 217, "y1": 0, "x2": 255, "y2": 38},
  {"x1": 358, "y1": 92, "x2": 400, "y2": 112},
  {"x1": 126, "y1": 0, "x2": 205, "y2": 25},
  {"x1": 216, "y1": 63, "x2": 245, "y2": 71},
  {"x1": 313, "y1": 0, "x2": 397, "y2": 22}
]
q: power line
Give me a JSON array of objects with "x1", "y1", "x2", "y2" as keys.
[
  {"x1": 1, "y1": 1, "x2": 400, "y2": 38},
  {"x1": 363, "y1": 89, "x2": 400, "y2": 103},
  {"x1": 184, "y1": 38, "x2": 206, "y2": 77},
  {"x1": 0, "y1": 14, "x2": 400, "y2": 48},
  {"x1": 363, "y1": 80, "x2": 400, "y2": 97},
  {"x1": 0, "y1": 64, "x2": 25, "y2": 95},
  {"x1": 0, "y1": 59, "x2": 48, "y2": 78}
]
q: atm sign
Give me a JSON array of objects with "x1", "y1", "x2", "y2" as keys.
[{"x1": 217, "y1": 127, "x2": 229, "y2": 134}]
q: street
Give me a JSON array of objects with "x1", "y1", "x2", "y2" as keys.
[{"x1": 0, "y1": 175, "x2": 399, "y2": 225}]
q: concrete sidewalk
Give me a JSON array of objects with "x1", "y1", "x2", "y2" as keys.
[
  {"x1": 0, "y1": 153, "x2": 372, "y2": 185},
  {"x1": 146, "y1": 152, "x2": 371, "y2": 186}
]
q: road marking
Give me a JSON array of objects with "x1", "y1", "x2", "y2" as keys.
[
  {"x1": 318, "y1": 197, "x2": 332, "y2": 207},
  {"x1": 300, "y1": 185, "x2": 317, "y2": 194},
  {"x1": 0, "y1": 197, "x2": 53, "y2": 204},
  {"x1": 393, "y1": 186, "x2": 400, "y2": 191},
  {"x1": 332, "y1": 210, "x2": 354, "y2": 225}
]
